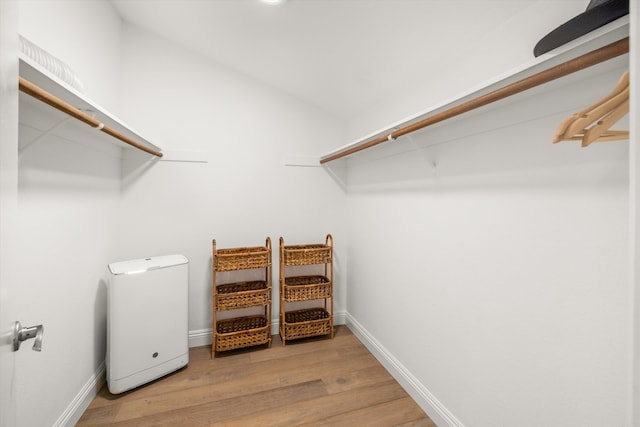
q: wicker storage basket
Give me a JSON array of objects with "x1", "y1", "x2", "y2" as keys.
[
  {"x1": 283, "y1": 275, "x2": 331, "y2": 302},
  {"x1": 215, "y1": 245, "x2": 270, "y2": 271},
  {"x1": 215, "y1": 315, "x2": 270, "y2": 352},
  {"x1": 216, "y1": 280, "x2": 269, "y2": 311},
  {"x1": 282, "y1": 243, "x2": 332, "y2": 266},
  {"x1": 212, "y1": 238, "x2": 272, "y2": 357},
  {"x1": 282, "y1": 308, "x2": 332, "y2": 340}
]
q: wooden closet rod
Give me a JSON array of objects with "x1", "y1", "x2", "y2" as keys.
[
  {"x1": 320, "y1": 37, "x2": 630, "y2": 165},
  {"x1": 18, "y1": 77, "x2": 163, "y2": 158}
]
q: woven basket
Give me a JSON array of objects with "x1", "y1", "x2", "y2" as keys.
[
  {"x1": 216, "y1": 281, "x2": 269, "y2": 311},
  {"x1": 215, "y1": 315, "x2": 270, "y2": 352},
  {"x1": 282, "y1": 244, "x2": 332, "y2": 266},
  {"x1": 283, "y1": 276, "x2": 331, "y2": 302},
  {"x1": 282, "y1": 308, "x2": 332, "y2": 340},
  {"x1": 215, "y1": 245, "x2": 270, "y2": 271}
]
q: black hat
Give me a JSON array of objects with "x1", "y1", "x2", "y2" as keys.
[{"x1": 533, "y1": 0, "x2": 629, "y2": 57}]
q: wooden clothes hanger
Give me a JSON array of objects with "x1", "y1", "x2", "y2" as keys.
[{"x1": 553, "y1": 71, "x2": 630, "y2": 147}]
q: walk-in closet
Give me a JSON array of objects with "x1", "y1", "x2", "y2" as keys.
[{"x1": 0, "y1": 1, "x2": 637, "y2": 426}]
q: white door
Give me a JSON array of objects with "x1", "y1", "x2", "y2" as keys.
[{"x1": 0, "y1": 1, "x2": 19, "y2": 426}]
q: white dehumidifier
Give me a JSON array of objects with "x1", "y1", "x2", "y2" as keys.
[{"x1": 107, "y1": 254, "x2": 189, "y2": 394}]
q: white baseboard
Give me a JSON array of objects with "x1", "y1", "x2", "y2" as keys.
[
  {"x1": 188, "y1": 327, "x2": 213, "y2": 348},
  {"x1": 333, "y1": 311, "x2": 346, "y2": 327},
  {"x1": 189, "y1": 311, "x2": 347, "y2": 348},
  {"x1": 54, "y1": 362, "x2": 106, "y2": 427},
  {"x1": 345, "y1": 313, "x2": 463, "y2": 427}
]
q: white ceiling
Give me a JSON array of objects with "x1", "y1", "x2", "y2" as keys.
[{"x1": 110, "y1": 0, "x2": 577, "y2": 121}]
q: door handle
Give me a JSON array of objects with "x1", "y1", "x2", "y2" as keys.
[{"x1": 13, "y1": 321, "x2": 44, "y2": 352}]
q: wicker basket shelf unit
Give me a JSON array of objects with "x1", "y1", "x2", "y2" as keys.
[
  {"x1": 212, "y1": 237, "x2": 272, "y2": 358},
  {"x1": 279, "y1": 234, "x2": 334, "y2": 346}
]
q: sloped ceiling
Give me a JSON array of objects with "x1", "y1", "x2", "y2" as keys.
[{"x1": 110, "y1": 0, "x2": 583, "y2": 121}]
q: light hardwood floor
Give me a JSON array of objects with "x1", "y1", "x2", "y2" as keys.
[{"x1": 78, "y1": 326, "x2": 436, "y2": 426}]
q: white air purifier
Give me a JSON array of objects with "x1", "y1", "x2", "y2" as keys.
[{"x1": 106, "y1": 254, "x2": 189, "y2": 394}]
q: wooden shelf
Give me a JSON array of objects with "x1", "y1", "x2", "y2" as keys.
[{"x1": 18, "y1": 54, "x2": 162, "y2": 157}]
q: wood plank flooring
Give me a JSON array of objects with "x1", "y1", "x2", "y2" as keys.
[{"x1": 78, "y1": 326, "x2": 435, "y2": 426}]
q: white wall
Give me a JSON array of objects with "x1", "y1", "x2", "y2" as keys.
[
  {"x1": 16, "y1": 133, "x2": 121, "y2": 426},
  {"x1": 16, "y1": 1, "x2": 124, "y2": 426},
  {"x1": 115, "y1": 24, "x2": 347, "y2": 339},
  {"x1": 340, "y1": 23, "x2": 630, "y2": 427},
  {"x1": 0, "y1": 1, "x2": 20, "y2": 425},
  {"x1": 338, "y1": 2, "x2": 633, "y2": 424}
]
